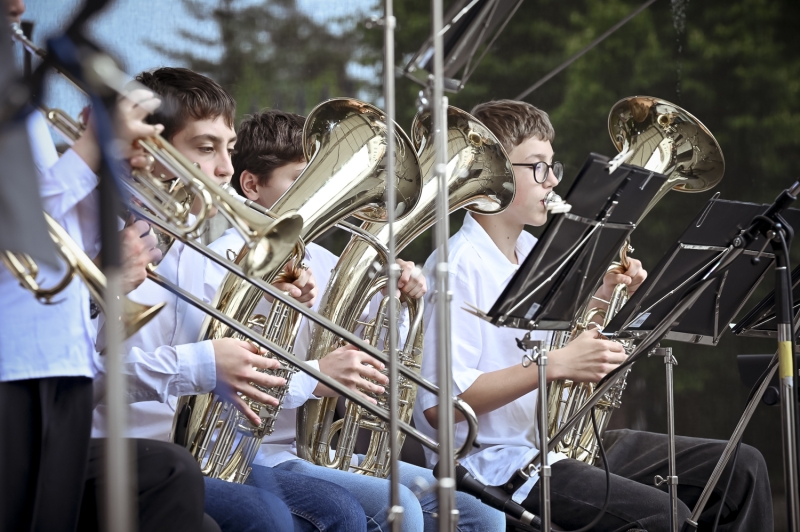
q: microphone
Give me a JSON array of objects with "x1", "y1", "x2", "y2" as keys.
[{"x1": 434, "y1": 462, "x2": 538, "y2": 526}]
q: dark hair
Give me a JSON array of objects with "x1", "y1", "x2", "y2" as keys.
[
  {"x1": 134, "y1": 67, "x2": 236, "y2": 141},
  {"x1": 231, "y1": 110, "x2": 306, "y2": 195},
  {"x1": 470, "y1": 99, "x2": 555, "y2": 152}
]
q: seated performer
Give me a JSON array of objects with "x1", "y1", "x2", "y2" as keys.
[
  {"x1": 176, "y1": 108, "x2": 505, "y2": 532},
  {"x1": 0, "y1": 3, "x2": 215, "y2": 527},
  {"x1": 413, "y1": 99, "x2": 773, "y2": 532},
  {"x1": 90, "y1": 67, "x2": 366, "y2": 532}
]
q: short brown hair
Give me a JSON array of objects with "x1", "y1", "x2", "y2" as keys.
[
  {"x1": 231, "y1": 110, "x2": 306, "y2": 195},
  {"x1": 135, "y1": 67, "x2": 236, "y2": 141},
  {"x1": 470, "y1": 99, "x2": 555, "y2": 152}
]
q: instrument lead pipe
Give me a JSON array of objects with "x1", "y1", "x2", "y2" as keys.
[
  {"x1": 431, "y1": 0, "x2": 456, "y2": 529},
  {"x1": 383, "y1": 0, "x2": 403, "y2": 529}
]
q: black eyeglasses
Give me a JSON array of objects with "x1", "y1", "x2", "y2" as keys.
[{"x1": 512, "y1": 161, "x2": 564, "y2": 183}]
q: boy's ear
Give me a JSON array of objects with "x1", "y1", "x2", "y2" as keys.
[{"x1": 239, "y1": 170, "x2": 261, "y2": 201}]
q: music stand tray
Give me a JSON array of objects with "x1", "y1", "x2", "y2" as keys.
[
  {"x1": 473, "y1": 153, "x2": 667, "y2": 330},
  {"x1": 603, "y1": 199, "x2": 800, "y2": 345}
]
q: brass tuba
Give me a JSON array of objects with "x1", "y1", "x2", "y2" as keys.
[
  {"x1": 296, "y1": 106, "x2": 515, "y2": 477},
  {"x1": 545, "y1": 96, "x2": 725, "y2": 464},
  {"x1": 171, "y1": 98, "x2": 423, "y2": 483}
]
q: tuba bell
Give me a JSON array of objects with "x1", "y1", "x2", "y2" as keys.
[
  {"x1": 544, "y1": 96, "x2": 725, "y2": 465},
  {"x1": 171, "y1": 98, "x2": 423, "y2": 483},
  {"x1": 296, "y1": 105, "x2": 515, "y2": 477}
]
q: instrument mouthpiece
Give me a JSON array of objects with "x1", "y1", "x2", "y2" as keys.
[{"x1": 544, "y1": 191, "x2": 572, "y2": 214}]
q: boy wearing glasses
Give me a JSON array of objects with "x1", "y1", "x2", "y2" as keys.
[{"x1": 413, "y1": 100, "x2": 772, "y2": 531}]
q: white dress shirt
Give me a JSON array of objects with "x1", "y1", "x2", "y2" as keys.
[
  {"x1": 91, "y1": 238, "x2": 217, "y2": 439},
  {"x1": 0, "y1": 111, "x2": 99, "y2": 382},
  {"x1": 412, "y1": 212, "x2": 565, "y2": 503}
]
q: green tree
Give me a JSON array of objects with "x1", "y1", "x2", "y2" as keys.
[{"x1": 150, "y1": 0, "x2": 367, "y2": 118}]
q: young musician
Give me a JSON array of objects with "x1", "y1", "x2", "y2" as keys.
[
  {"x1": 89, "y1": 67, "x2": 367, "y2": 532},
  {"x1": 179, "y1": 108, "x2": 505, "y2": 532},
  {"x1": 413, "y1": 99, "x2": 773, "y2": 532},
  {"x1": 1, "y1": 3, "x2": 216, "y2": 530}
]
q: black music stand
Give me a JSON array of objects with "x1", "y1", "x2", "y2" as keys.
[
  {"x1": 473, "y1": 153, "x2": 667, "y2": 330},
  {"x1": 600, "y1": 197, "x2": 800, "y2": 532},
  {"x1": 602, "y1": 198, "x2": 798, "y2": 345}
]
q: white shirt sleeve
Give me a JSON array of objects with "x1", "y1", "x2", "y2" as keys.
[
  {"x1": 282, "y1": 359, "x2": 321, "y2": 409},
  {"x1": 92, "y1": 340, "x2": 216, "y2": 407},
  {"x1": 38, "y1": 149, "x2": 98, "y2": 221},
  {"x1": 417, "y1": 270, "x2": 485, "y2": 412}
]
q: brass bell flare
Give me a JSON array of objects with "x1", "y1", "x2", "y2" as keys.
[
  {"x1": 608, "y1": 96, "x2": 725, "y2": 195},
  {"x1": 123, "y1": 299, "x2": 166, "y2": 339}
]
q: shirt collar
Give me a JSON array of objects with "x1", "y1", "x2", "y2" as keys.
[{"x1": 460, "y1": 212, "x2": 537, "y2": 283}]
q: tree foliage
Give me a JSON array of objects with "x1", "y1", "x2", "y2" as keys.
[{"x1": 151, "y1": 0, "x2": 366, "y2": 117}]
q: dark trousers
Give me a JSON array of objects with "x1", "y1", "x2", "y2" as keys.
[
  {"x1": 78, "y1": 438, "x2": 220, "y2": 532},
  {"x1": 0, "y1": 376, "x2": 94, "y2": 532},
  {"x1": 523, "y1": 430, "x2": 772, "y2": 532}
]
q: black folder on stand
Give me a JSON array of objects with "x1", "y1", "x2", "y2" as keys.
[
  {"x1": 475, "y1": 153, "x2": 667, "y2": 330},
  {"x1": 603, "y1": 200, "x2": 800, "y2": 345}
]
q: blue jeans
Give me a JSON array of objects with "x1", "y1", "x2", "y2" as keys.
[
  {"x1": 204, "y1": 476, "x2": 293, "y2": 532},
  {"x1": 276, "y1": 459, "x2": 505, "y2": 532},
  {"x1": 396, "y1": 460, "x2": 506, "y2": 532},
  {"x1": 205, "y1": 464, "x2": 367, "y2": 532}
]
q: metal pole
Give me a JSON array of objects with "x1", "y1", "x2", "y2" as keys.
[
  {"x1": 773, "y1": 228, "x2": 800, "y2": 531},
  {"x1": 778, "y1": 321, "x2": 799, "y2": 531},
  {"x1": 651, "y1": 347, "x2": 679, "y2": 532},
  {"x1": 382, "y1": 1, "x2": 403, "y2": 529},
  {"x1": 104, "y1": 269, "x2": 135, "y2": 532},
  {"x1": 683, "y1": 358, "x2": 778, "y2": 530},
  {"x1": 533, "y1": 340, "x2": 551, "y2": 532},
  {"x1": 431, "y1": 0, "x2": 456, "y2": 530}
]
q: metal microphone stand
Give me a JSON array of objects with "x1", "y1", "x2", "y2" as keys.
[
  {"x1": 650, "y1": 347, "x2": 679, "y2": 532},
  {"x1": 430, "y1": 1, "x2": 456, "y2": 528},
  {"x1": 41, "y1": 15, "x2": 137, "y2": 530},
  {"x1": 373, "y1": 1, "x2": 403, "y2": 529},
  {"x1": 520, "y1": 335, "x2": 551, "y2": 532}
]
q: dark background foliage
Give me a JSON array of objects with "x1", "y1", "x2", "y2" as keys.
[{"x1": 167, "y1": 1, "x2": 800, "y2": 527}]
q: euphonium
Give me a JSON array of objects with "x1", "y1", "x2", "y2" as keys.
[
  {"x1": 545, "y1": 96, "x2": 725, "y2": 465},
  {"x1": 296, "y1": 106, "x2": 515, "y2": 477},
  {"x1": 1, "y1": 212, "x2": 165, "y2": 339},
  {"x1": 171, "y1": 98, "x2": 423, "y2": 483}
]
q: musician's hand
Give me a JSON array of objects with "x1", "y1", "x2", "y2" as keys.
[
  {"x1": 596, "y1": 257, "x2": 647, "y2": 302},
  {"x1": 71, "y1": 106, "x2": 100, "y2": 171},
  {"x1": 397, "y1": 259, "x2": 426, "y2": 299},
  {"x1": 381, "y1": 259, "x2": 426, "y2": 299},
  {"x1": 314, "y1": 344, "x2": 388, "y2": 404},
  {"x1": 211, "y1": 338, "x2": 286, "y2": 426},
  {"x1": 270, "y1": 260, "x2": 317, "y2": 307},
  {"x1": 119, "y1": 219, "x2": 162, "y2": 294},
  {"x1": 549, "y1": 330, "x2": 627, "y2": 382},
  {"x1": 115, "y1": 89, "x2": 163, "y2": 165}
]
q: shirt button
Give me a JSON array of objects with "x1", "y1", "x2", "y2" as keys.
[{"x1": 195, "y1": 386, "x2": 202, "y2": 392}]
